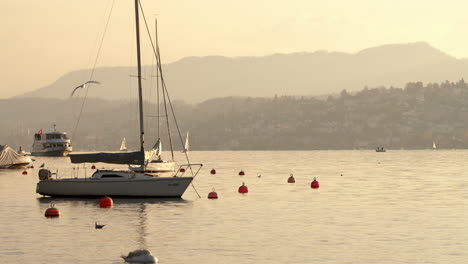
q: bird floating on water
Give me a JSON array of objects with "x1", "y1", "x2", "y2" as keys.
[
  {"x1": 257, "y1": 174, "x2": 261, "y2": 178},
  {"x1": 95, "y1": 222, "x2": 105, "y2": 229},
  {"x1": 70, "y1": 80, "x2": 101, "y2": 97}
]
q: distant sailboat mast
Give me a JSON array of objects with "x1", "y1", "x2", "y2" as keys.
[{"x1": 120, "y1": 137, "x2": 127, "y2": 151}]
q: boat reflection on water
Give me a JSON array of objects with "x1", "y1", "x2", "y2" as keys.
[
  {"x1": 37, "y1": 196, "x2": 190, "y2": 261},
  {"x1": 36, "y1": 196, "x2": 191, "y2": 207}
]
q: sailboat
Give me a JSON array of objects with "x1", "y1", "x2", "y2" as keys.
[
  {"x1": 36, "y1": 0, "x2": 202, "y2": 197},
  {"x1": 432, "y1": 141, "x2": 437, "y2": 149},
  {"x1": 120, "y1": 137, "x2": 127, "y2": 151},
  {"x1": 182, "y1": 131, "x2": 189, "y2": 153},
  {"x1": 129, "y1": 17, "x2": 176, "y2": 173}
]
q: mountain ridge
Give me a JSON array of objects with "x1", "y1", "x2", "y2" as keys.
[{"x1": 16, "y1": 42, "x2": 468, "y2": 103}]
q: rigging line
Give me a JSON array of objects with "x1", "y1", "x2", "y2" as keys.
[
  {"x1": 138, "y1": 4, "x2": 174, "y2": 159},
  {"x1": 190, "y1": 183, "x2": 202, "y2": 199},
  {"x1": 154, "y1": 21, "x2": 175, "y2": 161},
  {"x1": 71, "y1": 0, "x2": 116, "y2": 141},
  {"x1": 151, "y1": 17, "x2": 174, "y2": 160},
  {"x1": 161, "y1": 65, "x2": 175, "y2": 160},
  {"x1": 149, "y1": 43, "x2": 156, "y2": 138},
  {"x1": 139, "y1": 2, "x2": 193, "y2": 172}
]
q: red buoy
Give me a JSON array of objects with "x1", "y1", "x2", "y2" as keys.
[
  {"x1": 287, "y1": 174, "x2": 295, "y2": 183},
  {"x1": 238, "y1": 182, "x2": 248, "y2": 193},
  {"x1": 180, "y1": 168, "x2": 186, "y2": 173},
  {"x1": 30, "y1": 165, "x2": 35, "y2": 169},
  {"x1": 99, "y1": 196, "x2": 113, "y2": 208},
  {"x1": 238, "y1": 170, "x2": 245, "y2": 176},
  {"x1": 208, "y1": 188, "x2": 219, "y2": 199},
  {"x1": 91, "y1": 164, "x2": 96, "y2": 169},
  {"x1": 45, "y1": 204, "x2": 61, "y2": 217},
  {"x1": 22, "y1": 170, "x2": 28, "y2": 175},
  {"x1": 210, "y1": 168, "x2": 216, "y2": 175},
  {"x1": 311, "y1": 177, "x2": 320, "y2": 189}
]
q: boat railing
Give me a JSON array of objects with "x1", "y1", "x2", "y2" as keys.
[{"x1": 175, "y1": 163, "x2": 203, "y2": 178}]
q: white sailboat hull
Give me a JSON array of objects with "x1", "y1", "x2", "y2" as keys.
[
  {"x1": 130, "y1": 160, "x2": 175, "y2": 173},
  {"x1": 36, "y1": 176, "x2": 193, "y2": 197}
]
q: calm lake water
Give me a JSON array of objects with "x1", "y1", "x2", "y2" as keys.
[{"x1": 0, "y1": 150, "x2": 467, "y2": 264}]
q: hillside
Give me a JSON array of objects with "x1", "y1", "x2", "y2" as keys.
[
  {"x1": 16, "y1": 42, "x2": 467, "y2": 103},
  {"x1": 4, "y1": 79, "x2": 468, "y2": 150}
]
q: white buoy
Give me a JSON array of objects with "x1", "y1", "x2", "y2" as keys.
[{"x1": 122, "y1": 249, "x2": 157, "y2": 263}]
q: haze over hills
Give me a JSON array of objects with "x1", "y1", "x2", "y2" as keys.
[
  {"x1": 16, "y1": 42, "x2": 468, "y2": 103},
  {"x1": 4, "y1": 79, "x2": 468, "y2": 150}
]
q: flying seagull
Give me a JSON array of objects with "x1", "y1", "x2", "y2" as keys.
[{"x1": 70, "y1": 80, "x2": 101, "y2": 97}]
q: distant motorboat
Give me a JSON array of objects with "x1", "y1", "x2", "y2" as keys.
[
  {"x1": 375, "y1": 147, "x2": 386, "y2": 152},
  {"x1": 0, "y1": 145, "x2": 32, "y2": 169},
  {"x1": 17, "y1": 146, "x2": 30, "y2": 156}
]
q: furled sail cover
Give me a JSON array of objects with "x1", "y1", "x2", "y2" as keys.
[
  {"x1": 69, "y1": 151, "x2": 145, "y2": 165},
  {"x1": 0, "y1": 145, "x2": 32, "y2": 168}
]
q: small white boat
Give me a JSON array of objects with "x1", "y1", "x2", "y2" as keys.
[
  {"x1": 122, "y1": 249, "x2": 157, "y2": 263},
  {"x1": 432, "y1": 141, "x2": 437, "y2": 149},
  {"x1": 129, "y1": 139, "x2": 175, "y2": 173}
]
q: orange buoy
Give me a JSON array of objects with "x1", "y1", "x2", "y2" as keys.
[
  {"x1": 91, "y1": 164, "x2": 96, "y2": 169},
  {"x1": 180, "y1": 168, "x2": 186, "y2": 173},
  {"x1": 45, "y1": 204, "x2": 61, "y2": 217},
  {"x1": 238, "y1": 182, "x2": 248, "y2": 193},
  {"x1": 208, "y1": 188, "x2": 219, "y2": 199},
  {"x1": 311, "y1": 177, "x2": 320, "y2": 189},
  {"x1": 22, "y1": 170, "x2": 28, "y2": 175},
  {"x1": 210, "y1": 168, "x2": 216, "y2": 175},
  {"x1": 99, "y1": 196, "x2": 113, "y2": 208},
  {"x1": 287, "y1": 174, "x2": 295, "y2": 183},
  {"x1": 238, "y1": 170, "x2": 245, "y2": 176}
]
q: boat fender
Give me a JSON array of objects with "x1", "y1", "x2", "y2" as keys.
[{"x1": 38, "y1": 169, "x2": 52, "y2": 180}]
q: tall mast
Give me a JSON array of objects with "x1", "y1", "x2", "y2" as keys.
[
  {"x1": 155, "y1": 32, "x2": 175, "y2": 161},
  {"x1": 134, "y1": 0, "x2": 145, "y2": 155},
  {"x1": 155, "y1": 18, "x2": 160, "y2": 140}
]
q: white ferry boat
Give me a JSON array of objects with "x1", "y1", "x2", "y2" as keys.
[{"x1": 31, "y1": 125, "x2": 72, "y2": 157}]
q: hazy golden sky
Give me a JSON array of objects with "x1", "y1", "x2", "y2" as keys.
[{"x1": 2, "y1": 0, "x2": 468, "y2": 98}]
